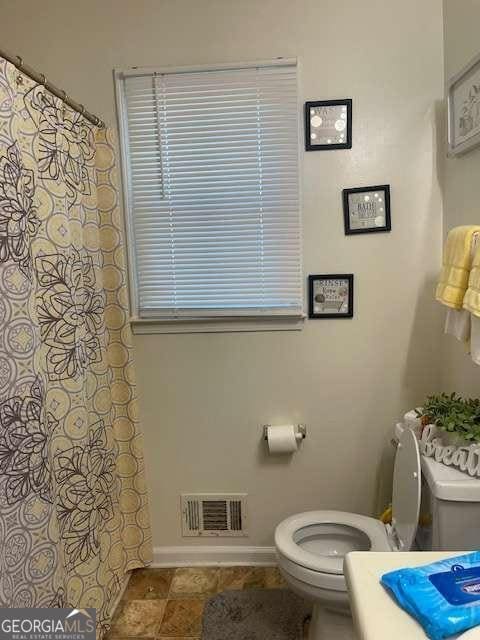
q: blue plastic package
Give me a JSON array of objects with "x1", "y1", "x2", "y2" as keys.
[{"x1": 381, "y1": 551, "x2": 480, "y2": 640}]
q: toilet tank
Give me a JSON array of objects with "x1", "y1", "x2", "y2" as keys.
[{"x1": 416, "y1": 455, "x2": 480, "y2": 551}]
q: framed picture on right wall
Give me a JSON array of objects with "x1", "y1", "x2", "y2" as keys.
[{"x1": 448, "y1": 51, "x2": 480, "y2": 156}]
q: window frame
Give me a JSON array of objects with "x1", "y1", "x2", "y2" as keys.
[{"x1": 114, "y1": 59, "x2": 304, "y2": 334}]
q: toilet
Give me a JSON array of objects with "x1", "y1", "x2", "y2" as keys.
[{"x1": 274, "y1": 428, "x2": 431, "y2": 638}]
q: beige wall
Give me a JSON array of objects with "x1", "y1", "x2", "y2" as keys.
[
  {"x1": 0, "y1": 0, "x2": 445, "y2": 548},
  {"x1": 442, "y1": 0, "x2": 480, "y2": 396}
]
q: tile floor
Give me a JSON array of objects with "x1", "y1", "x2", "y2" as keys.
[{"x1": 108, "y1": 566, "x2": 288, "y2": 639}]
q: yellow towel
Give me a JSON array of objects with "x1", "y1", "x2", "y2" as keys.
[
  {"x1": 464, "y1": 243, "x2": 480, "y2": 317},
  {"x1": 436, "y1": 226, "x2": 480, "y2": 310}
]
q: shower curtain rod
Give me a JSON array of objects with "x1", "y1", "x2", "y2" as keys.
[{"x1": 0, "y1": 47, "x2": 105, "y2": 128}]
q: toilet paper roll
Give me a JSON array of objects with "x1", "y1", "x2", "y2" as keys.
[{"x1": 267, "y1": 425, "x2": 301, "y2": 454}]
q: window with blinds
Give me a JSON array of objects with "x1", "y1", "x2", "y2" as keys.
[{"x1": 116, "y1": 60, "x2": 302, "y2": 320}]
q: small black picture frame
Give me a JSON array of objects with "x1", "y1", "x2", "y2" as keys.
[
  {"x1": 343, "y1": 185, "x2": 391, "y2": 235},
  {"x1": 305, "y1": 99, "x2": 352, "y2": 151},
  {"x1": 308, "y1": 274, "x2": 354, "y2": 319}
]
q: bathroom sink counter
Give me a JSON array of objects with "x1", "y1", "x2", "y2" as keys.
[{"x1": 345, "y1": 551, "x2": 480, "y2": 640}]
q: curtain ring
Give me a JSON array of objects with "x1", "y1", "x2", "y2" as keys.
[
  {"x1": 39, "y1": 73, "x2": 46, "y2": 86},
  {"x1": 16, "y1": 56, "x2": 23, "y2": 70}
]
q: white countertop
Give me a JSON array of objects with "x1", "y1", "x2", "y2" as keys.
[{"x1": 344, "y1": 552, "x2": 480, "y2": 640}]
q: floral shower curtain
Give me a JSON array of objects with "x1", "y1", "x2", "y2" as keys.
[{"x1": 0, "y1": 59, "x2": 152, "y2": 634}]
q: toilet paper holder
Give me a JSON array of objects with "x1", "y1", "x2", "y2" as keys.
[{"x1": 263, "y1": 424, "x2": 307, "y2": 440}]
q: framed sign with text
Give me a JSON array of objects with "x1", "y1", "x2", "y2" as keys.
[
  {"x1": 308, "y1": 274, "x2": 354, "y2": 319},
  {"x1": 343, "y1": 185, "x2": 391, "y2": 235},
  {"x1": 305, "y1": 99, "x2": 352, "y2": 151}
]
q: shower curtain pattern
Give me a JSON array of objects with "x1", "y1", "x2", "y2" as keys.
[{"x1": 0, "y1": 59, "x2": 152, "y2": 634}]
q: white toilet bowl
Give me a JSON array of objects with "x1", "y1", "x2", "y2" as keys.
[
  {"x1": 274, "y1": 429, "x2": 422, "y2": 639},
  {"x1": 275, "y1": 510, "x2": 391, "y2": 630}
]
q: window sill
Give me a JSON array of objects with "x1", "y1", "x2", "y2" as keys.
[{"x1": 130, "y1": 314, "x2": 306, "y2": 334}]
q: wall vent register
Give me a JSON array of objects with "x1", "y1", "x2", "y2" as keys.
[
  {"x1": 181, "y1": 493, "x2": 247, "y2": 537},
  {"x1": 115, "y1": 60, "x2": 302, "y2": 324}
]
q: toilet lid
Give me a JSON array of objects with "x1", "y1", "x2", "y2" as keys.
[{"x1": 391, "y1": 427, "x2": 421, "y2": 550}]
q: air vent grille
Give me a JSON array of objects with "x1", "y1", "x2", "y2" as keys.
[
  {"x1": 186, "y1": 498, "x2": 200, "y2": 532},
  {"x1": 230, "y1": 500, "x2": 242, "y2": 531},
  {"x1": 181, "y1": 494, "x2": 247, "y2": 537},
  {"x1": 203, "y1": 501, "x2": 228, "y2": 530}
]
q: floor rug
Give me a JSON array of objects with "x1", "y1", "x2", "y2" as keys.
[{"x1": 201, "y1": 589, "x2": 312, "y2": 640}]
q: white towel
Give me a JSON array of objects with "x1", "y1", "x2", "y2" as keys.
[
  {"x1": 471, "y1": 315, "x2": 480, "y2": 366},
  {"x1": 445, "y1": 307, "x2": 471, "y2": 342}
]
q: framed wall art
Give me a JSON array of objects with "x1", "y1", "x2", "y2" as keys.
[
  {"x1": 305, "y1": 99, "x2": 352, "y2": 151},
  {"x1": 448, "y1": 51, "x2": 480, "y2": 156},
  {"x1": 342, "y1": 185, "x2": 391, "y2": 235},
  {"x1": 308, "y1": 274, "x2": 354, "y2": 319}
]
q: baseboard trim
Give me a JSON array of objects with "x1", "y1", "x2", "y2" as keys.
[{"x1": 152, "y1": 545, "x2": 277, "y2": 567}]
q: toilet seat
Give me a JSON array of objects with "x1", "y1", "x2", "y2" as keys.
[
  {"x1": 275, "y1": 510, "x2": 391, "y2": 575},
  {"x1": 274, "y1": 428, "x2": 423, "y2": 625}
]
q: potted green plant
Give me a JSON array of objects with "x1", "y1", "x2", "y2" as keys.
[{"x1": 416, "y1": 393, "x2": 480, "y2": 446}]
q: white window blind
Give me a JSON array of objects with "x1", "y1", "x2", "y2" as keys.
[{"x1": 118, "y1": 60, "x2": 302, "y2": 319}]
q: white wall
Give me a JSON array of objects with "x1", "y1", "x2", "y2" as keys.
[
  {"x1": 441, "y1": 0, "x2": 480, "y2": 396},
  {"x1": 0, "y1": 0, "x2": 445, "y2": 549}
]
